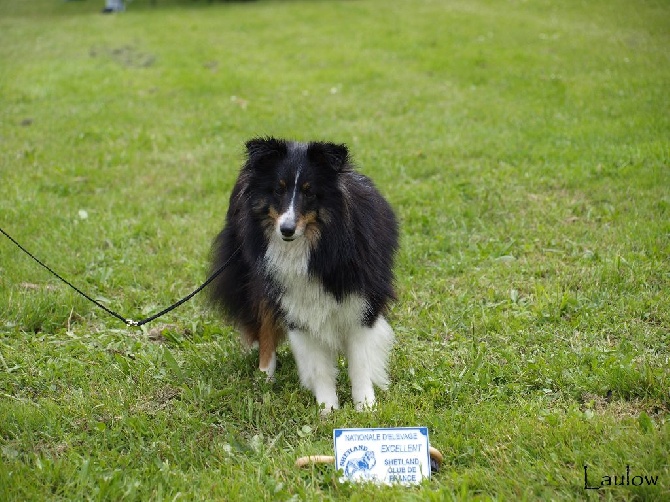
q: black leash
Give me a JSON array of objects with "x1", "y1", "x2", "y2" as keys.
[{"x1": 0, "y1": 226, "x2": 240, "y2": 328}]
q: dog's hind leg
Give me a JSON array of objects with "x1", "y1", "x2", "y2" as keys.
[
  {"x1": 258, "y1": 304, "x2": 282, "y2": 381},
  {"x1": 346, "y1": 316, "x2": 394, "y2": 411},
  {"x1": 258, "y1": 344, "x2": 277, "y2": 381}
]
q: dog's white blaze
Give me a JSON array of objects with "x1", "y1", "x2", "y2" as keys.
[
  {"x1": 264, "y1": 234, "x2": 394, "y2": 411},
  {"x1": 277, "y1": 206, "x2": 296, "y2": 233},
  {"x1": 276, "y1": 168, "x2": 302, "y2": 237}
]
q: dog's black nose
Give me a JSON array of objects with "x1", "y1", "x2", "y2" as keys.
[{"x1": 280, "y1": 223, "x2": 296, "y2": 239}]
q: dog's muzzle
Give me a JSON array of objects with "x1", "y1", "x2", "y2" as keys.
[{"x1": 280, "y1": 222, "x2": 297, "y2": 241}]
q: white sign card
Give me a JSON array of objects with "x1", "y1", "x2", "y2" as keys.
[{"x1": 333, "y1": 427, "x2": 430, "y2": 485}]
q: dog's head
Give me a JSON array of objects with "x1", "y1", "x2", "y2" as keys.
[
  {"x1": 243, "y1": 137, "x2": 350, "y2": 244},
  {"x1": 363, "y1": 450, "x2": 376, "y2": 468}
]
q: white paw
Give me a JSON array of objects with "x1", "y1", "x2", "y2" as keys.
[
  {"x1": 354, "y1": 397, "x2": 376, "y2": 412},
  {"x1": 319, "y1": 400, "x2": 339, "y2": 416},
  {"x1": 259, "y1": 352, "x2": 277, "y2": 382}
]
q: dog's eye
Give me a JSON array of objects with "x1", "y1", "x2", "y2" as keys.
[
  {"x1": 302, "y1": 184, "x2": 316, "y2": 201},
  {"x1": 274, "y1": 181, "x2": 287, "y2": 195}
]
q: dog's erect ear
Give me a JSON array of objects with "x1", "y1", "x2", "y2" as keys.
[
  {"x1": 307, "y1": 142, "x2": 350, "y2": 172},
  {"x1": 245, "y1": 137, "x2": 288, "y2": 168}
]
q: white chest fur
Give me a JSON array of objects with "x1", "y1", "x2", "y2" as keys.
[{"x1": 264, "y1": 237, "x2": 367, "y2": 349}]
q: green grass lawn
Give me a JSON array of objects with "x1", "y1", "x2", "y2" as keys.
[{"x1": 1, "y1": 0, "x2": 668, "y2": 499}]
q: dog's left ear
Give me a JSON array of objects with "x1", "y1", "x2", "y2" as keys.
[
  {"x1": 245, "y1": 137, "x2": 288, "y2": 168},
  {"x1": 307, "y1": 142, "x2": 350, "y2": 172}
]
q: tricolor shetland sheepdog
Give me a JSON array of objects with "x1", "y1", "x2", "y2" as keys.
[{"x1": 209, "y1": 137, "x2": 399, "y2": 412}]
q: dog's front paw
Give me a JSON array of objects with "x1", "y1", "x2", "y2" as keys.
[
  {"x1": 319, "y1": 400, "x2": 339, "y2": 417},
  {"x1": 354, "y1": 397, "x2": 376, "y2": 412}
]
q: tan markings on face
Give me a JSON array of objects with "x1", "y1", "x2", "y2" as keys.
[
  {"x1": 279, "y1": 179, "x2": 286, "y2": 190},
  {"x1": 302, "y1": 210, "x2": 318, "y2": 225},
  {"x1": 302, "y1": 182, "x2": 311, "y2": 192},
  {"x1": 301, "y1": 210, "x2": 321, "y2": 248},
  {"x1": 264, "y1": 206, "x2": 281, "y2": 238}
]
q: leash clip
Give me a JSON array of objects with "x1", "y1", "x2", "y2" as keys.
[{"x1": 126, "y1": 319, "x2": 140, "y2": 327}]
